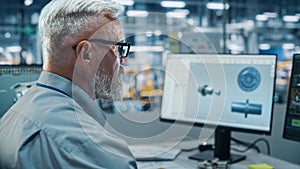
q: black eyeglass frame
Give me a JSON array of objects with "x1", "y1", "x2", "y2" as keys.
[{"x1": 72, "y1": 39, "x2": 131, "y2": 58}]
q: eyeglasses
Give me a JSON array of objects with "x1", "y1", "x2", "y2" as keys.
[{"x1": 72, "y1": 39, "x2": 131, "y2": 58}]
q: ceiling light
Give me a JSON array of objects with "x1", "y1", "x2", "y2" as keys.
[
  {"x1": 283, "y1": 15, "x2": 299, "y2": 22},
  {"x1": 255, "y1": 14, "x2": 268, "y2": 21},
  {"x1": 206, "y1": 2, "x2": 230, "y2": 10},
  {"x1": 282, "y1": 43, "x2": 295, "y2": 50},
  {"x1": 126, "y1": 10, "x2": 149, "y2": 17},
  {"x1": 177, "y1": 32, "x2": 183, "y2": 38},
  {"x1": 263, "y1": 12, "x2": 278, "y2": 18},
  {"x1": 227, "y1": 44, "x2": 244, "y2": 52},
  {"x1": 112, "y1": 0, "x2": 134, "y2": 6},
  {"x1": 174, "y1": 9, "x2": 190, "y2": 15},
  {"x1": 161, "y1": 1, "x2": 186, "y2": 8},
  {"x1": 24, "y1": 0, "x2": 33, "y2": 6},
  {"x1": 154, "y1": 30, "x2": 162, "y2": 36},
  {"x1": 166, "y1": 11, "x2": 187, "y2": 18},
  {"x1": 4, "y1": 32, "x2": 11, "y2": 39},
  {"x1": 130, "y1": 46, "x2": 164, "y2": 52},
  {"x1": 145, "y1": 31, "x2": 153, "y2": 37},
  {"x1": 6, "y1": 46, "x2": 22, "y2": 53},
  {"x1": 259, "y1": 43, "x2": 271, "y2": 50}
]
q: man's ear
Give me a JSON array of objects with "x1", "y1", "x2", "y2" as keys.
[{"x1": 75, "y1": 40, "x2": 92, "y2": 63}]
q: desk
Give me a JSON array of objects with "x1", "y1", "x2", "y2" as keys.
[{"x1": 137, "y1": 147, "x2": 300, "y2": 169}]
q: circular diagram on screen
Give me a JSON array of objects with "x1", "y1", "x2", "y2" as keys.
[{"x1": 238, "y1": 67, "x2": 261, "y2": 92}]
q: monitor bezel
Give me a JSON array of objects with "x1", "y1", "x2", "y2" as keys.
[{"x1": 159, "y1": 53, "x2": 278, "y2": 136}]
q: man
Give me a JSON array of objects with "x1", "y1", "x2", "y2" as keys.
[{"x1": 0, "y1": 0, "x2": 137, "y2": 168}]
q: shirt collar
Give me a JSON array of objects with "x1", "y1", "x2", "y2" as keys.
[
  {"x1": 38, "y1": 71, "x2": 106, "y2": 125},
  {"x1": 38, "y1": 71, "x2": 73, "y2": 97}
]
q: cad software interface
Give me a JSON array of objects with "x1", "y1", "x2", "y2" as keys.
[{"x1": 161, "y1": 54, "x2": 276, "y2": 132}]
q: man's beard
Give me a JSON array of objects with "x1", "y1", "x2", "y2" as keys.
[{"x1": 95, "y1": 66, "x2": 124, "y2": 101}]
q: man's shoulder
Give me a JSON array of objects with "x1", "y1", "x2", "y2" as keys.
[
  {"x1": 5, "y1": 85, "x2": 99, "y2": 143},
  {"x1": 1, "y1": 82, "x2": 108, "y2": 151}
]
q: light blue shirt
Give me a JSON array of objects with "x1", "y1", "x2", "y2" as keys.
[{"x1": 0, "y1": 71, "x2": 137, "y2": 169}]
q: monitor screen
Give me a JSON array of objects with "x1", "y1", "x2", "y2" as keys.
[
  {"x1": 283, "y1": 54, "x2": 300, "y2": 142},
  {"x1": 160, "y1": 54, "x2": 277, "y2": 163},
  {"x1": 161, "y1": 54, "x2": 277, "y2": 133},
  {"x1": 0, "y1": 65, "x2": 42, "y2": 118}
]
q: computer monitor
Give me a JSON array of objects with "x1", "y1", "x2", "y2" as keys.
[
  {"x1": 283, "y1": 54, "x2": 300, "y2": 142},
  {"x1": 160, "y1": 54, "x2": 277, "y2": 163},
  {"x1": 0, "y1": 65, "x2": 42, "y2": 118}
]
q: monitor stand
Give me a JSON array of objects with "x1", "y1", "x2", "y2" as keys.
[{"x1": 189, "y1": 127, "x2": 246, "y2": 164}]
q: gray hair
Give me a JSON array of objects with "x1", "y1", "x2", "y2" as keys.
[{"x1": 38, "y1": 0, "x2": 124, "y2": 64}]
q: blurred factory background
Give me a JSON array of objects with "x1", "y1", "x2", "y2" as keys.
[
  {"x1": 1, "y1": 0, "x2": 300, "y2": 107},
  {"x1": 1, "y1": 0, "x2": 300, "y2": 165}
]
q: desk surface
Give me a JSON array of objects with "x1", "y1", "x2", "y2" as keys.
[{"x1": 137, "y1": 145, "x2": 300, "y2": 169}]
